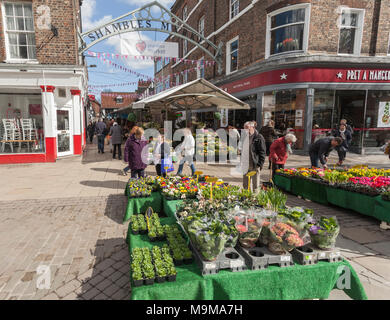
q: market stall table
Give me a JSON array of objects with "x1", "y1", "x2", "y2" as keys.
[{"x1": 123, "y1": 192, "x2": 162, "y2": 223}]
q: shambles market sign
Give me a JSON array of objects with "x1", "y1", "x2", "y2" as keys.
[{"x1": 86, "y1": 19, "x2": 170, "y2": 43}]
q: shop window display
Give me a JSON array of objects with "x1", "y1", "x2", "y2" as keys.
[
  {"x1": 0, "y1": 93, "x2": 45, "y2": 154},
  {"x1": 263, "y1": 90, "x2": 306, "y2": 150},
  {"x1": 312, "y1": 90, "x2": 334, "y2": 143}
]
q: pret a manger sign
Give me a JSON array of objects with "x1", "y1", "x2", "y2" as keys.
[{"x1": 346, "y1": 70, "x2": 390, "y2": 81}]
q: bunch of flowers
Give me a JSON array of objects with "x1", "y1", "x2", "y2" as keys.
[
  {"x1": 277, "y1": 207, "x2": 314, "y2": 235},
  {"x1": 268, "y1": 222, "x2": 305, "y2": 254},
  {"x1": 160, "y1": 176, "x2": 199, "y2": 200},
  {"x1": 308, "y1": 216, "x2": 340, "y2": 250},
  {"x1": 128, "y1": 179, "x2": 153, "y2": 198}
]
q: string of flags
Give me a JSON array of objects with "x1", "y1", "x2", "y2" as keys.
[
  {"x1": 88, "y1": 82, "x2": 139, "y2": 89},
  {"x1": 97, "y1": 55, "x2": 153, "y2": 80},
  {"x1": 87, "y1": 50, "x2": 216, "y2": 67}
]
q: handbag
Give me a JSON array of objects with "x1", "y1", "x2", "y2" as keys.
[{"x1": 161, "y1": 157, "x2": 174, "y2": 174}]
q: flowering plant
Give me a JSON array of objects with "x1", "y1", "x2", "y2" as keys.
[
  {"x1": 128, "y1": 179, "x2": 153, "y2": 198},
  {"x1": 267, "y1": 222, "x2": 305, "y2": 254},
  {"x1": 308, "y1": 216, "x2": 340, "y2": 249},
  {"x1": 160, "y1": 176, "x2": 199, "y2": 200}
]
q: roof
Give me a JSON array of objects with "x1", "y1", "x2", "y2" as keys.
[
  {"x1": 130, "y1": 78, "x2": 250, "y2": 112},
  {"x1": 101, "y1": 92, "x2": 137, "y2": 109}
]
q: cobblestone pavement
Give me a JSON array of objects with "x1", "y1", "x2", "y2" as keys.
[{"x1": 0, "y1": 142, "x2": 389, "y2": 299}]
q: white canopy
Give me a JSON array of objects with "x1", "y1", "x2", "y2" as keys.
[{"x1": 130, "y1": 78, "x2": 250, "y2": 111}]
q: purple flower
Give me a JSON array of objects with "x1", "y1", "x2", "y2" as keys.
[{"x1": 309, "y1": 225, "x2": 321, "y2": 235}]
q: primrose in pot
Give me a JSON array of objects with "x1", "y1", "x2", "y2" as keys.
[
  {"x1": 166, "y1": 266, "x2": 177, "y2": 282},
  {"x1": 131, "y1": 221, "x2": 140, "y2": 235},
  {"x1": 132, "y1": 269, "x2": 144, "y2": 287},
  {"x1": 148, "y1": 230, "x2": 157, "y2": 242},
  {"x1": 155, "y1": 264, "x2": 167, "y2": 283},
  {"x1": 143, "y1": 264, "x2": 155, "y2": 285},
  {"x1": 309, "y1": 216, "x2": 340, "y2": 250}
]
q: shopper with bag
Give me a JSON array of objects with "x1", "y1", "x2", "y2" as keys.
[
  {"x1": 108, "y1": 122, "x2": 123, "y2": 160},
  {"x1": 269, "y1": 134, "x2": 297, "y2": 179},
  {"x1": 124, "y1": 127, "x2": 148, "y2": 178},
  {"x1": 176, "y1": 128, "x2": 196, "y2": 176},
  {"x1": 154, "y1": 134, "x2": 172, "y2": 177}
]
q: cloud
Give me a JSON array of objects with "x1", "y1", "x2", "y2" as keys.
[{"x1": 82, "y1": 0, "x2": 113, "y2": 31}]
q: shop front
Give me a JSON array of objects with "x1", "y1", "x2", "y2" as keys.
[
  {"x1": 0, "y1": 67, "x2": 87, "y2": 164},
  {"x1": 220, "y1": 67, "x2": 390, "y2": 154}
]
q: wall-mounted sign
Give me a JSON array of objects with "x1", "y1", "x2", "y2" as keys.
[
  {"x1": 346, "y1": 70, "x2": 390, "y2": 81},
  {"x1": 121, "y1": 39, "x2": 178, "y2": 58},
  {"x1": 378, "y1": 101, "x2": 390, "y2": 128}
]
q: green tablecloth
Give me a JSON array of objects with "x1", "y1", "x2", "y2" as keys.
[
  {"x1": 345, "y1": 192, "x2": 380, "y2": 217},
  {"x1": 128, "y1": 218, "x2": 367, "y2": 301},
  {"x1": 162, "y1": 196, "x2": 184, "y2": 219},
  {"x1": 123, "y1": 192, "x2": 162, "y2": 223},
  {"x1": 326, "y1": 186, "x2": 349, "y2": 208},
  {"x1": 374, "y1": 198, "x2": 390, "y2": 223},
  {"x1": 274, "y1": 174, "x2": 292, "y2": 192}
]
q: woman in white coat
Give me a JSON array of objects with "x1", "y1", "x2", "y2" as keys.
[{"x1": 176, "y1": 128, "x2": 196, "y2": 176}]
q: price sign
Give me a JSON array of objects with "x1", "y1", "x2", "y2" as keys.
[
  {"x1": 246, "y1": 171, "x2": 257, "y2": 191},
  {"x1": 205, "y1": 177, "x2": 218, "y2": 200},
  {"x1": 194, "y1": 171, "x2": 203, "y2": 183}
]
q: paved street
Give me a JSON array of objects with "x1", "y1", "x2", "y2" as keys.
[{"x1": 0, "y1": 142, "x2": 389, "y2": 299}]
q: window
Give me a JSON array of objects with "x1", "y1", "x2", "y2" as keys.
[
  {"x1": 3, "y1": 2, "x2": 36, "y2": 60},
  {"x1": 183, "y1": 71, "x2": 188, "y2": 84},
  {"x1": 0, "y1": 93, "x2": 45, "y2": 154},
  {"x1": 58, "y1": 89, "x2": 66, "y2": 98},
  {"x1": 338, "y1": 9, "x2": 364, "y2": 55},
  {"x1": 266, "y1": 4, "x2": 310, "y2": 58},
  {"x1": 155, "y1": 58, "x2": 163, "y2": 73},
  {"x1": 165, "y1": 77, "x2": 170, "y2": 90},
  {"x1": 226, "y1": 37, "x2": 238, "y2": 74},
  {"x1": 115, "y1": 96, "x2": 123, "y2": 104},
  {"x1": 183, "y1": 39, "x2": 188, "y2": 56},
  {"x1": 183, "y1": 5, "x2": 188, "y2": 21},
  {"x1": 198, "y1": 16, "x2": 205, "y2": 37},
  {"x1": 176, "y1": 75, "x2": 180, "y2": 86},
  {"x1": 230, "y1": 0, "x2": 239, "y2": 19},
  {"x1": 197, "y1": 57, "x2": 205, "y2": 79}
]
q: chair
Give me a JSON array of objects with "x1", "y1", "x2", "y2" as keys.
[
  {"x1": 1, "y1": 119, "x2": 16, "y2": 153},
  {"x1": 21, "y1": 118, "x2": 38, "y2": 152}
]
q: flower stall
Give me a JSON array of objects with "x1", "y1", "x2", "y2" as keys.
[
  {"x1": 124, "y1": 175, "x2": 367, "y2": 300},
  {"x1": 274, "y1": 167, "x2": 390, "y2": 225}
]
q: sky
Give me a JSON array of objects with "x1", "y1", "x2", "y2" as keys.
[{"x1": 82, "y1": 0, "x2": 175, "y2": 99}]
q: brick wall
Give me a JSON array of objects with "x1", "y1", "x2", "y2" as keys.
[
  {"x1": 162, "y1": 0, "x2": 390, "y2": 84},
  {"x1": 0, "y1": 0, "x2": 81, "y2": 65}
]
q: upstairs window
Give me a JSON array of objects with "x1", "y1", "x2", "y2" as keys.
[
  {"x1": 226, "y1": 37, "x2": 239, "y2": 74},
  {"x1": 183, "y1": 39, "x2": 188, "y2": 56},
  {"x1": 230, "y1": 0, "x2": 239, "y2": 19},
  {"x1": 3, "y1": 2, "x2": 36, "y2": 60},
  {"x1": 338, "y1": 9, "x2": 364, "y2": 55},
  {"x1": 266, "y1": 4, "x2": 310, "y2": 58},
  {"x1": 115, "y1": 96, "x2": 123, "y2": 104},
  {"x1": 183, "y1": 5, "x2": 188, "y2": 21},
  {"x1": 198, "y1": 16, "x2": 205, "y2": 38}
]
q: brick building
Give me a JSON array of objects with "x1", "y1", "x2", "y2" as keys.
[
  {"x1": 157, "y1": 0, "x2": 390, "y2": 153},
  {"x1": 101, "y1": 92, "x2": 137, "y2": 118},
  {"x1": 0, "y1": 0, "x2": 88, "y2": 164}
]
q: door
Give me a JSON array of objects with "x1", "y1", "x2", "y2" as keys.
[{"x1": 56, "y1": 109, "x2": 73, "y2": 156}]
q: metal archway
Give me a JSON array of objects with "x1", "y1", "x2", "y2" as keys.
[{"x1": 79, "y1": 1, "x2": 223, "y2": 73}]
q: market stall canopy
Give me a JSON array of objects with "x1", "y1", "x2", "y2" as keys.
[{"x1": 129, "y1": 78, "x2": 250, "y2": 112}]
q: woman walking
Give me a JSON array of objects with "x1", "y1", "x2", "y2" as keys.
[
  {"x1": 109, "y1": 122, "x2": 122, "y2": 160},
  {"x1": 124, "y1": 127, "x2": 148, "y2": 178},
  {"x1": 269, "y1": 133, "x2": 297, "y2": 179}
]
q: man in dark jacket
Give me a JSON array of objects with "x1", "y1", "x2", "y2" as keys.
[
  {"x1": 331, "y1": 123, "x2": 352, "y2": 165},
  {"x1": 309, "y1": 137, "x2": 343, "y2": 169},
  {"x1": 259, "y1": 120, "x2": 278, "y2": 169},
  {"x1": 241, "y1": 121, "x2": 266, "y2": 191},
  {"x1": 95, "y1": 119, "x2": 107, "y2": 153}
]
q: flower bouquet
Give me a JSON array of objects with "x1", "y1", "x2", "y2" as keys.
[
  {"x1": 267, "y1": 221, "x2": 306, "y2": 255},
  {"x1": 277, "y1": 207, "x2": 314, "y2": 237},
  {"x1": 234, "y1": 209, "x2": 267, "y2": 249},
  {"x1": 308, "y1": 216, "x2": 340, "y2": 250}
]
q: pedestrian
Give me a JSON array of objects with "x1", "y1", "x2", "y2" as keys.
[
  {"x1": 309, "y1": 137, "x2": 343, "y2": 169},
  {"x1": 95, "y1": 118, "x2": 107, "y2": 153},
  {"x1": 380, "y1": 140, "x2": 390, "y2": 160},
  {"x1": 339, "y1": 119, "x2": 354, "y2": 134},
  {"x1": 241, "y1": 121, "x2": 266, "y2": 191},
  {"x1": 87, "y1": 122, "x2": 95, "y2": 144},
  {"x1": 259, "y1": 120, "x2": 278, "y2": 169},
  {"x1": 176, "y1": 128, "x2": 196, "y2": 176},
  {"x1": 124, "y1": 127, "x2": 148, "y2": 178},
  {"x1": 331, "y1": 123, "x2": 352, "y2": 165},
  {"x1": 153, "y1": 133, "x2": 171, "y2": 177},
  {"x1": 109, "y1": 122, "x2": 123, "y2": 160},
  {"x1": 269, "y1": 133, "x2": 297, "y2": 179},
  {"x1": 107, "y1": 119, "x2": 115, "y2": 153},
  {"x1": 122, "y1": 126, "x2": 138, "y2": 176}
]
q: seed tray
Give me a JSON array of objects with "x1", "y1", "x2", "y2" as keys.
[
  {"x1": 292, "y1": 244, "x2": 342, "y2": 265},
  {"x1": 236, "y1": 245, "x2": 293, "y2": 270},
  {"x1": 189, "y1": 242, "x2": 247, "y2": 275}
]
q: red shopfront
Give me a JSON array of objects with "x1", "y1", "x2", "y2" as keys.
[
  {"x1": 221, "y1": 67, "x2": 390, "y2": 154},
  {"x1": 0, "y1": 86, "x2": 85, "y2": 164}
]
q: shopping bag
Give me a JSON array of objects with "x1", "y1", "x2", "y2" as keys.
[{"x1": 161, "y1": 158, "x2": 174, "y2": 174}]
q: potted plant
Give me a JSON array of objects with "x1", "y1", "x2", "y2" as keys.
[
  {"x1": 131, "y1": 220, "x2": 140, "y2": 235},
  {"x1": 132, "y1": 268, "x2": 144, "y2": 287},
  {"x1": 155, "y1": 263, "x2": 167, "y2": 283},
  {"x1": 149, "y1": 230, "x2": 157, "y2": 242},
  {"x1": 166, "y1": 266, "x2": 177, "y2": 282},
  {"x1": 308, "y1": 216, "x2": 340, "y2": 250},
  {"x1": 183, "y1": 249, "x2": 193, "y2": 264},
  {"x1": 172, "y1": 248, "x2": 183, "y2": 265},
  {"x1": 267, "y1": 221, "x2": 305, "y2": 255},
  {"x1": 143, "y1": 263, "x2": 155, "y2": 285}
]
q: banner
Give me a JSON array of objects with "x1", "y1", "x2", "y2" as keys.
[
  {"x1": 121, "y1": 39, "x2": 179, "y2": 58},
  {"x1": 378, "y1": 101, "x2": 390, "y2": 128}
]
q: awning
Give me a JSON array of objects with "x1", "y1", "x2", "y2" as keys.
[{"x1": 127, "y1": 78, "x2": 250, "y2": 112}]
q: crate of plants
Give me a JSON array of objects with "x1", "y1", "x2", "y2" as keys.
[
  {"x1": 130, "y1": 247, "x2": 177, "y2": 287},
  {"x1": 164, "y1": 224, "x2": 193, "y2": 265},
  {"x1": 160, "y1": 176, "x2": 199, "y2": 200},
  {"x1": 129, "y1": 214, "x2": 148, "y2": 235},
  {"x1": 127, "y1": 179, "x2": 153, "y2": 198},
  {"x1": 143, "y1": 176, "x2": 160, "y2": 192},
  {"x1": 146, "y1": 212, "x2": 165, "y2": 242}
]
